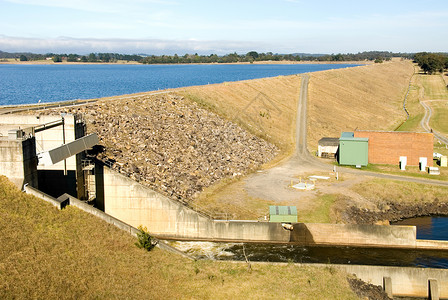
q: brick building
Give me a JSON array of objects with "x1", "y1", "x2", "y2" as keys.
[{"x1": 353, "y1": 130, "x2": 434, "y2": 166}]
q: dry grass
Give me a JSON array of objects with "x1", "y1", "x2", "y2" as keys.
[
  {"x1": 396, "y1": 71, "x2": 425, "y2": 132},
  {"x1": 421, "y1": 74, "x2": 448, "y2": 100},
  {"x1": 354, "y1": 163, "x2": 448, "y2": 181},
  {"x1": 298, "y1": 194, "x2": 340, "y2": 223},
  {"x1": 178, "y1": 75, "x2": 301, "y2": 161},
  {"x1": 0, "y1": 176, "x2": 358, "y2": 299},
  {"x1": 351, "y1": 178, "x2": 448, "y2": 204},
  {"x1": 191, "y1": 178, "x2": 276, "y2": 220},
  {"x1": 307, "y1": 60, "x2": 415, "y2": 150},
  {"x1": 428, "y1": 101, "x2": 448, "y2": 135}
]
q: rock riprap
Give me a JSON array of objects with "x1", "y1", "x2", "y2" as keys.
[{"x1": 55, "y1": 93, "x2": 279, "y2": 202}]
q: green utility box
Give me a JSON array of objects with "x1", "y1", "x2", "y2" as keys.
[
  {"x1": 339, "y1": 132, "x2": 369, "y2": 166},
  {"x1": 269, "y1": 206, "x2": 298, "y2": 223}
]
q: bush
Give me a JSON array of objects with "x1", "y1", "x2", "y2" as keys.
[{"x1": 135, "y1": 225, "x2": 158, "y2": 251}]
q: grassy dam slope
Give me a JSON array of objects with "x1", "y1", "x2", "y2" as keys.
[{"x1": 307, "y1": 60, "x2": 415, "y2": 150}]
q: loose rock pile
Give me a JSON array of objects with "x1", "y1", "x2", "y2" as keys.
[
  {"x1": 343, "y1": 199, "x2": 448, "y2": 224},
  {"x1": 54, "y1": 93, "x2": 279, "y2": 202}
]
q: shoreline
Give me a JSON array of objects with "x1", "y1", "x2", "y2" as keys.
[{"x1": 0, "y1": 59, "x2": 371, "y2": 66}]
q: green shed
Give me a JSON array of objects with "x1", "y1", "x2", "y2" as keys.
[
  {"x1": 339, "y1": 132, "x2": 369, "y2": 166},
  {"x1": 269, "y1": 206, "x2": 298, "y2": 223}
]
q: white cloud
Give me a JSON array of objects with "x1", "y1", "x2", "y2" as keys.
[
  {"x1": 3, "y1": 0, "x2": 178, "y2": 14},
  {"x1": 0, "y1": 35, "x2": 267, "y2": 54}
]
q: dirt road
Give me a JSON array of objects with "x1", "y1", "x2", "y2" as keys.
[{"x1": 420, "y1": 100, "x2": 448, "y2": 145}]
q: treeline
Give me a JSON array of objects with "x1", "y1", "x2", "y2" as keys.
[
  {"x1": 299, "y1": 51, "x2": 411, "y2": 62},
  {"x1": 140, "y1": 52, "x2": 301, "y2": 64},
  {"x1": 2, "y1": 50, "x2": 447, "y2": 66},
  {"x1": 414, "y1": 52, "x2": 448, "y2": 74},
  {"x1": 141, "y1": 51, "x2": 411, "y2": 64},
  {"x1": 0, "y1": 51, "x2": 143, "y2": 63}
]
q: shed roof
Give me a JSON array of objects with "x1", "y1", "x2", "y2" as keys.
[
  {"x1": 340, "y1": 132, "x2": 368, "y2": 142},
  {"x1": 269, "y1": 205, "x2": 297, "y2": 216},
  {"x1": 341, "y1": 132, "x2": 354, "y2": 138},
  {"x1": 318, "y1": 137, "x2": 340, "y2": 147}
]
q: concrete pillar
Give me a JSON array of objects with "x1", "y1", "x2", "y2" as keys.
[
  {"x1": 74, "y1": 116, "x2": 87, "y2": 200},
  {"x1": 94, "y1": 160, "x2": 105, "y2": 211},
  {"x1": 383, "y1": 277, "x2": 393, "y2": 298},
  {"x1": 0, "y1": 133, "x2": 38, "y2": 189},
  {"x1": 429, "y1": 279, "x2": 439, "y2": 300}
]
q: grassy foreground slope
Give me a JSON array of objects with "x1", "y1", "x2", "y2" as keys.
[
  {"x1": 0, "y1": 176, "x2": 358, "y2": 299},
  {"x1": 307, "y1": 60, "x2": 415, "y2": 150}
]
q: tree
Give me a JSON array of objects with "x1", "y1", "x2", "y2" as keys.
[
  {"x1": 67, "y1": 54, "x2": 78, "y2": 62},
  {"x1": 135, "y1": 226, "x2": 158, "y2": 251},
  {"x1": 414, "y1": 52, "x2": 446, "y2": 74},
  {"x1": 19, "y1": 55, "x2": 28, "y2": 61},
  {"x1": 53, "y1": 55, "x2": 62, "y2": 63},
  {"x1": 374, "y1": 57, "x2": 384, "y2": 63},
  {"x1": 88, "y1": 53, "x2": 97, "y2": 62},
  {"x1": 246, "y1": 51, "x2": 259, "y2": 61}
]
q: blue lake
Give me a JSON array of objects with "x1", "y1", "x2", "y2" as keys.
[{"x1": 0, "y1": 63, "x2": 358, "y2": 106}]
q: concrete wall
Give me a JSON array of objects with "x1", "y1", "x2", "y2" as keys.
[
  {"x1": 0, "y1": 114, "x2": 88, "y2": 199},
  {"x1": 330, "y1": 263, "x2": 448, "y2": 298},
  {"x1": 0, "y1": 137, "x2": 38, "y2": 189},
  {"x1": 100, "y1": 164, "x2": 426, "y2": 248},
  {"x1": 246, "y1": 262, "x2": 448, "y2": 299},
  {"x1": 317, "y1": 145, "x2": 338, "y2": 158},
  {"x1": 354, "y1": 131, "x2": 434, "y2": 166},
  {"x1": 0, "y1": 114, "x2": 78, "y2": 171}
]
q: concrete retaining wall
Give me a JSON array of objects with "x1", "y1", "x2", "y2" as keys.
[
  {"x1": 332, "y1": 263, "x2": 448, "y2": 298},
  {"x1": 0, "y1": 137, "x2": 38, "y2": 189},
  {"x1": 244, "y1": 261, "x2": 448, "y2": 299},
  {"x1": 101, "y1": 165, "x2": 423, "y2": 248},
  {"x1": 0, "y1": 114, "x2": 78, "y2": 171}
]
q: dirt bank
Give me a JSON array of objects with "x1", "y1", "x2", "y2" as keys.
[
  {"x1": 342, "y1": 199, "x2": 448, "y2": 224},
  {"x1": 348, "y1": 277, "x2": 391, "y2": 300}
]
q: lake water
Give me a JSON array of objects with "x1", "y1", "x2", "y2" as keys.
[
  {"x1": 0, "y1": 63, "x2": 358, "y2": 106},
  {"x1": 393, "y1": 216, "x2": 448, "y2": 241}
]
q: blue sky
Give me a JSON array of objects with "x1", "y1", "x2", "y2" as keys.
[{"x1": 0, "y1": 0, "x2": 447, "y2": 54}]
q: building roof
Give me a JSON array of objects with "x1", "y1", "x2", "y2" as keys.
[
  {"x1": 341, "y1": 132, "x2": 354, "y2": 138},
  {"x1": 340, "y1": 131, "x2": 368, "y2": 142},
  {"x1": 318, "y1": 137, "x2": 340, "y2": 147},
  {"x1": 269, "y1": 205, "x2": 297, "y2": 216}
]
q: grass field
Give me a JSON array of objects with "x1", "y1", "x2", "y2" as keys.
[
  {"x1": 341, "y1": 163, "x2": 448, "y2": 181},
  {"x1": 421, "y1": 74, "x2": 448, "y2": 100},
  {"x1": 0, "y1": 176, "x2": 359, "y2": 299},
  {"x1": 351, "y1": 178, "x2": 448, "y2": 204},
  {"x1": 428, "y1": 101, "x2": 448, "y2": 135}
]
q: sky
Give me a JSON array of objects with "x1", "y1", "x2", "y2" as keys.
[{"x1": 0, "y1": 0, "x2": 447, "y2": 55}]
